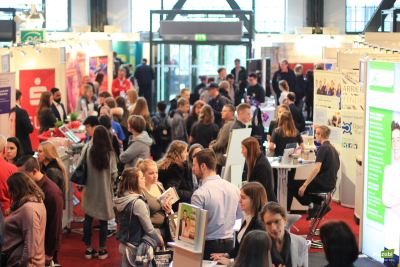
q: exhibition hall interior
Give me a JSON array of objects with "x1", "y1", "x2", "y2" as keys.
[{"x1": 1, "y1": 0, "x2": 400, "y2": 266}]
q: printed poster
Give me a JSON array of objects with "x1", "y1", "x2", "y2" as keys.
[
  {"x1": 66, "y1": 51, "x2": 86, "y2": 113},
  {"x1": 0, "y1": 72, "x2": 15, "y2": 138},
  {"x1": 89, "y1": 56, "x2": 108, "y2": 93},
  {"x1": 19, "y1": 69, "x2": 55, "y2": 150}
]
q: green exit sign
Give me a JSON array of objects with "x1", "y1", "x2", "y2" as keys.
[{"x1": 195, "y1": 34, "x2": 207, "y2": 41}]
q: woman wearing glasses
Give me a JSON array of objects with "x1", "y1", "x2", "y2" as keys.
[{"x1": 260, "y1": 202, "x2": 308, "y2": 267}]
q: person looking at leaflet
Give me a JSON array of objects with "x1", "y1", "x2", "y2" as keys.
[
  {"x1": 210, "y1": 182, "x2": 267, "y2": 265},
  {"x1": 260, "y1": 202, "x2": 309, "y2": 267},
  {"x1": 191, "y1": 149, "x2": 244, "y2": 260},
  {"x1": 288, "y1": 125, "x2": 340, "y2": 220}
]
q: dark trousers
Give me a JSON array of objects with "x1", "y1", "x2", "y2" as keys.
[
  {"x1": 273, "y1": 168, "x2": 296, "y2": 211},
  {"x1": 203, "y1": 238, "x2": 234, "y2": 260},
  {"x1": 139, "y1": 85, "x2": 152, "y2": 110},
  {"x1": 288, "y1": 180, "x2": 331, "y2": 207},
  {"x1": 306, "y1": 103, "x2": 313, "y2": 121},
  {"x1": 84, "y1": 214, "x2": 108, "y2": 249},
  {"x1": 152, "y1": 143, "x2": 169, "y2": 161}
]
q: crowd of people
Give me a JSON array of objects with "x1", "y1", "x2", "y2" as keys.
[{"x1": 0, "y1": 58, "x2": 359, "y2": 267}]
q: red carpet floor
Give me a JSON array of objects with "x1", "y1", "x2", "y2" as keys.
[{"x1": 58, "y1": 202, "x2": 358, "y2": 266}]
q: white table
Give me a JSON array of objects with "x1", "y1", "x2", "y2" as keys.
[{"x1": 268, "y1": 158, "x2": 312, "y2": 210}]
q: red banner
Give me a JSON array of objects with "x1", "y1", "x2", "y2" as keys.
[
  {"x1": 89, "y1": 56, "x2": 108, "y2": 93},
  {"x1": 19, "y1": 69, "x2": 56, "y2": 150}
]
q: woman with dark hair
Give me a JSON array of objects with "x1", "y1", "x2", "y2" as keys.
[
  {"x1": 320, "y1": 221, "x2": 358, "y2": 267},
  {"x1": 114, "y1": 168, "x2": 163, "y2": 264},
  {"x1": 190, "y1": 105, "x2": 219, "y2": 148},
  {"x1": 269, "y1": 111, "x2": 305, "y2": 210},
  {"x1": 185, "y1": 100, "x2": 205, "y2": 136},
  {"x1": 157, "y1": 140, "x2": 193, "y2": 211},
  {"x1": 3, "y1": 172, "x2": 46, "y2": 266},
  {"x1": 37, "y1": 91, "x2": 57, "y2": 134},
  {"x1": 6, "y1": 137, "x2": 24, "y2": 164},
  {"x1": 93, "y1": 72, "x2": 105, "y2": 96},
  {"x1": 80, "y1": 125, "x2": 118, "y2": 260},
  {"x1": 241, "y1": 137, "x2": 277, "y2": 202},
  {"x1": 211, "y1": 182, "x2": 267, "y2": 265},
  {"x1": 99, "y1": 114, "x2": 121, "y2": 159},
  {"x1": 232, "y1": 230, "x2": 272, "y2": 267},
  {"x1": 188, "y1": 143, "x2": 204, "y2": 190},
  {"x1": 115, "y1": 96, "x2": 129, "y2": 128},
  {"x1": 260, "y1": 202, "x2": 308, "y2": 267}
]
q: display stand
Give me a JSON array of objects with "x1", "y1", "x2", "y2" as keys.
[
  {"x1": 223, "y1": 128, "x2": 252, "y2": 182},
  {"x1": 169, "y1": 203, "x2": 209, "y2": 267}
]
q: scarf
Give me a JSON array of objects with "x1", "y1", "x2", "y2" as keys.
[{"x1": 270, "y1": 230, "x2": 292, "y2": 267}]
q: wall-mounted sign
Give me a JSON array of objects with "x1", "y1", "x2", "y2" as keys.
[
  {"x1": 195, "y1": 34, "x2": 207, "y2": 41},
  {"x1": 21, "y1": 29, "x2": 46, "y2": 43}
]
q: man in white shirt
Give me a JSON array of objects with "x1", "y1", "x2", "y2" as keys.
[
  {"x1": 191, "y1": 149, "x2": 244, "y2": 260},
  {"x1": 51, "y1": 88, "x2": 67, "y2": 122}
]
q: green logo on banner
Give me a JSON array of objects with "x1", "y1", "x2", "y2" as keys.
[
  {"x1": 381, "y1": 249, "x2": 395, "y2": 258},
  {"x1": 21, "y1": 30, "x2": 45, "y2": 43}
]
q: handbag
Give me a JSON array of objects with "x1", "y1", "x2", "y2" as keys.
[
  {"x1": 152, "y1": 246, "x2": 173, "y2": 267},
  {"x1": 70, "y1": 145, "x2": 90, "y2": 185}
]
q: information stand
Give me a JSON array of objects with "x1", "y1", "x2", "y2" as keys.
[
  {"x1": 223, "y1": 128, "x2": 252, "y2": 185},
  {"x1": 169, "y1": 203, "x2": 209, "y2": 267}
]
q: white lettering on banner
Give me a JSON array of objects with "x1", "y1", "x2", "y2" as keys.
[{"x1": 29, "y1": 77, "x2": 47, "y2": 105}]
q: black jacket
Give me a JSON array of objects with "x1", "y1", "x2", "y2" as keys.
[
  {"x1": 51, "y1": 102, "x2": 67, "y2": 122},
  {"x1": 134, "y1": 63, "x2": 154, "y2": 87},
  {"x1": 295, "y1": 74, "x2": 307, "y2": 100},
  {"x1": 249, "y1": 154, "x2": 277, "y2": 202},
  {"x1": 193, "y1": 83, "x2": 206, "y2": 104},
  {"x1": 208, "y1": 94, "x2": 228, "y2": 128},
  {"x1": 288, "y1": 103, "x2": 306, "y2": 132},
  {"x1": 15, "y1": 105, "x2": 34, "y2": 154},
  {"x1": 38, "y1": 108, "x2": 57, "y2": 134},
  {"x1": 246, "y1": 83, "x2": 266, "y2": 103},
  {"x1": 272, "y1": 68, "x2": 297, "y2": 94},
  {"x1": 228, "y1": 216, "x2": 265, "y2": 259},
  {"x1": 231, "y1": 66, "x2": 248, "y2": 105},
  {"x1": 42, "y1": 159, "x2": 66, "y2": 208},
  {"x1": 158, "y1": 162, "x2": 194, "y2": 211}
]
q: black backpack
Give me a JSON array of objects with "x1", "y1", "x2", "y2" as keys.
[{"x1": 153, "y1": 115, "x2": 172, "y2": 144}]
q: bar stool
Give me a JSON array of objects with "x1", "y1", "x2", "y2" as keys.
[{"x1": 306, "y1": 188, "x2": 336, "y2": 249}]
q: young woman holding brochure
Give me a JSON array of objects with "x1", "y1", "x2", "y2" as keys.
[{"x1": 137, "y1": 159, "x2": 173, "y2": 242}]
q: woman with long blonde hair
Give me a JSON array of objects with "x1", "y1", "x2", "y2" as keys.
[
  {"x1": 37, "y1": 141, "x2": 68, "y2": 201},
  {"x1": 136, "y1": 159, "x2": 173, "y2": 241},
  {"x1": 157, "y1": 140, "x2": 193, "y2": 211},
  {"x1": 269, "y1": 111, "x2": 305, "y2": 210},
  {"x1": 127, "y1": 89, "x2": 139, "y2": 115},
  {"x1": 189, "y1": 105, "x2": 219, "y2": 148}
]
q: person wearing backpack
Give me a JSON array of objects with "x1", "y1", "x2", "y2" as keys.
[{"x1": 152, "y1": 101, "x2": 172, "y2": 161}]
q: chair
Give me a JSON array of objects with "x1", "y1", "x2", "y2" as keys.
[
  {"x1": 286, "y1": 214, "x2": 302, "y2": 232},
  {"x1": 306, "y1": 188, "x2": 336, "y2": 249}
]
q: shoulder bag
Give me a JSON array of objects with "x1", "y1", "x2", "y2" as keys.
[{"x1": 70, "y1": 145, "x2": 90, "y2": 185}]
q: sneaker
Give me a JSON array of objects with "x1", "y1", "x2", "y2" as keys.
[
  {"x1": 93, "y1": 225, "x2": 100, "y2": 231},
  {"x1": 306, "y1": 204, "x2": 321, "y2": 221},
  {"x1": 85, "y1": 249, "x2": 99, "y2": 259},
  {"x1": 107, "y1": 230, "x2": 117, "y2": 237},
  {"x1": 99, "y1": 249, "x2": 109, "y2": 260}
]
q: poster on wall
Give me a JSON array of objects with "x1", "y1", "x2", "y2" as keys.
[
  {"x1": 363, "y1": 61, "x2": 400, "y2": 266},
  {"x1": 0, "y1": 72, "x2": 15, "y2": 138},
  {"x1": 89, "y1": 56, "x2": 108, "y2": 93},
  {"x1": 2, "y1": 53, "x2": 10, "y2": 73},
  {"x1": 19, "y1": 69, "x2": 56, "y2": 150},
  {"x1": 66, "y1": 51, "x2": 86, "y2": 113}
]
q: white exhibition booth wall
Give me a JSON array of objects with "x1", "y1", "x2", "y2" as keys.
[
  {"x1": 0, "y1": 39, "x2": 113, "y2": 149},
  {"x1": 362, "y1": 61, "x2": 400, "y2": 266}
]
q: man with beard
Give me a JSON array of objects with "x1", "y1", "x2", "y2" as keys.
[
  {"x1": 51, "y1": 88, "x2": 67, "y2": 122},
  {"x1": 191, "y1": 149, "x2": 244, "y2": 260}
]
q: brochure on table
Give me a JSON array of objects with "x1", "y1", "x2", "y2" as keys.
[
  {"x1": 314, "y1": 70, "x2": 365, "y2": 206},
  {"x1": 362, "y1": 61, "x2": 400, "y2": 266}
]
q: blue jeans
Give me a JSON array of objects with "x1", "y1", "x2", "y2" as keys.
[{"x1": 84, "y1": 214, "x2": 108, "y2": 249}]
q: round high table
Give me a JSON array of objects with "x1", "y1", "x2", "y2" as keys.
[{"x1": 268, "y1": 157, "x2": 312, "y2": 210}]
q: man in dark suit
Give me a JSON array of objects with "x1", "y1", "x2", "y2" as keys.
[
  {"x1": 287, "y1": 92, "x2": 306, "y2": 133},
  {"x1": 51, "y1": 88, "x2": 67, "y2": 122},
  {"x1": 134, "y1": 58, "x2": 155, "y2": 108},
  {"x1": 15, "y1": 90, "x2": 34, "y2": 155}
]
